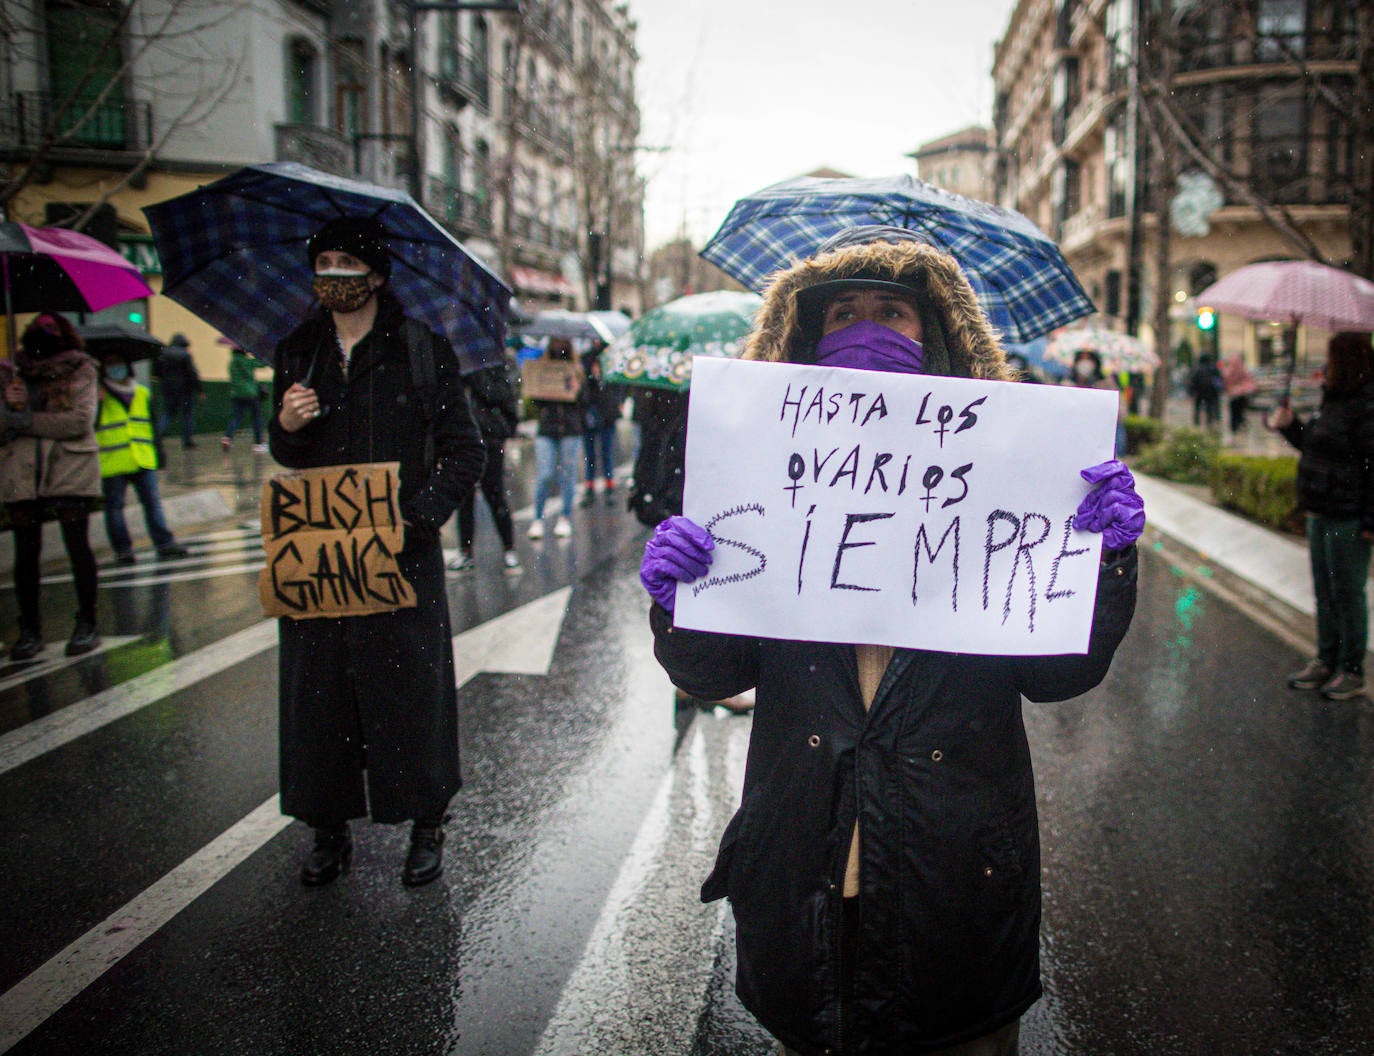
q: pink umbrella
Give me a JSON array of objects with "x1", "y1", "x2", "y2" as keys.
[
  {"x1": 1195, "y1": 260, "x2": 1374, "y2": 332},
  {"x1": 0, "y1": 221, "x2": 154, "y2": 357}
]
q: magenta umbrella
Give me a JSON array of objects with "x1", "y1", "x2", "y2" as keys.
[
  {"x1": 0, "y1": 221, "x2": 153, "y2": 357},
  {"x1": 1195, "y1": 260, "x2": 1374, "y2": 333}
]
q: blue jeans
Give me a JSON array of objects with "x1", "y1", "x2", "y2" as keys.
[
  {"x1": 224, "y1": 397, "x2": 263, "y2": 444},
  {"x1": 583, "y1": 425, "x2": 616, "y2": 483},
  {"x1": 103, "y1": 469, "x2": 176, "y2": 555},
  {"x1": 534, "y1": 435, "x2": 580, "y2": 521},
  {"x1": 1307, "y1": 514, "x2": 1371, "y2": 674}
]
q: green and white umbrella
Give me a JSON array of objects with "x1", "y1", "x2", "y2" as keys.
[{"x1": 601, "y1": 290, "x2": 763, "y2": 392}]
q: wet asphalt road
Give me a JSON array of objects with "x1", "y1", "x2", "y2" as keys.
[{"x1": 1, "y1": 442, "x2": 1373, "y2": 1055}]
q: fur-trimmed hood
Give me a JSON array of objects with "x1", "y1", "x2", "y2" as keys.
[{"x1": 742, "y1": 239, "x2": 1013, "y2": 381}]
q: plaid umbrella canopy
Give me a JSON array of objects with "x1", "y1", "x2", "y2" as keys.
[
  {"x1": 601, "y1": 290, "x2": 762, "y2": 392},
  {"x1": 143, "y1": 162, "x2": 510, "y2": 369},
  {"x1": 700, "y1": 174, "x2": 1094, "y2": 344}
]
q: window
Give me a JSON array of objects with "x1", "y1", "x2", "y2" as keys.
[
  {"x1": 1256, "y1": 0, "x2": 1306, "y2": 61},
  {"x1": 334, "y1": 40, "x2": 365, "y2": 141},
  {"x1": 288, "y1": 39, "x2": 317, "y2": 125},
  {"x1": 472, "y1": 17, "x2": 490, "y2": 107},
  {"x1": 1251, "y1": 85, "x2": 1306, "y2": 202},
  {"x1": 45, "y1": 0, "x2": 127, "y2": 146},
  {"x1": 439, "y1": 12, "x2": 460, "y2": 82}
]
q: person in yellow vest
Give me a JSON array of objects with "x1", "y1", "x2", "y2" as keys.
[{"x1": 96, "y1": 351, "x2": 189, "y2": 565}]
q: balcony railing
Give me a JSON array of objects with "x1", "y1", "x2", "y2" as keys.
[
  {"x1": 515, "y1": 100, "x2": 573, "y2": 157},
  {"x1": 1, "y1": 90, "x2": 152, "y2": 153},
  {"x1": 526, "y1": 1, "x2": 573, "y2": 55},
  {"x1": 438, "y1": 45, "x2": 491, "y2": 110},
  {"x1": 1177, "y1": 27, "x2": 1361, "y2": 73},
  {"x1": 274, "y1": 123, "x2": 353, "y2": 177}
]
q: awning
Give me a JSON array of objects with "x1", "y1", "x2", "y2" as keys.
[{"x1": 510, "y1": 265, "x2": 575, "y2": 297}]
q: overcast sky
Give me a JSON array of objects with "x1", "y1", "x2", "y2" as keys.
[{"x1": 625, "y1": 0, "x2": 1021, "y2": 250}]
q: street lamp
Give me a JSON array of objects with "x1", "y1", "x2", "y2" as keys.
[{"x1": 403, "y1": 0, "x2": 520, "y2": 201}]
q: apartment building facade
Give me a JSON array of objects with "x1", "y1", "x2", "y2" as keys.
[
  {"x1": 990, "y1": 0, "x2": 1365, "y2": 374},
  {"x1": 0, "y1": 0, "x2": 644, "y2": 368}
]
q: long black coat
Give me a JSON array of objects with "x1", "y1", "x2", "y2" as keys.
[
  {"x1": 268, "y1": 293, "x2": 485, "y2": 825},
  {"x1": 651, "y1": 548, "x2": 1137, "y2": 1054}
]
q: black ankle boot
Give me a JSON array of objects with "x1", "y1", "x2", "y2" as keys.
[
  {"x1": 301, "y1": 824, "x2": 352, "y2": 886},
  {"x1": 401, "y1": 819, "x2": 446, "y2": 886},
  {"x1": 65, "y1": 620, "x2": 101, "y2": 657},
  {"x1": 10, "y1": 629, "x2": 43, "y2": 662}
]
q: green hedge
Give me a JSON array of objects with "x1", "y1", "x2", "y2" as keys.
[
  {"x1": 1133, "y1": 426, "x2": 1219, "y2": 485},
  {"x1": 1208, "y1": 454, "x2": 1302, "y2": 534},
  {"x1": 1122, "y1": 414, "x2": 1164, "y2": 455}
]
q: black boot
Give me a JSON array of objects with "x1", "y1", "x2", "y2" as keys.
[
  {"x1": 65, "y1": 620, "x2": 101, "y2": 657},
  {"x1": 401, "y1": 819, "x2": 446, "y2": 886},
  {"x1": 9, "y1": 629, "x2": 43, "y2": 662},
  {"x1": 301, "y1": 824, "x2": 352, "y2": 886}
]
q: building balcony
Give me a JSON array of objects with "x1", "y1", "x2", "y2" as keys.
[
  {"x1": 0, "y1": 90, "x2": 152, "y2": 158},
  {"x1": 1177, "y1": 28, "x2": 1361, "y2": 74},
  {"x1": 526, "y1": 1, "x2": 573, "y2": 56},
  {"x1": 274, "y1": 123, "x2": 354, "y2": 177},
  {"x1": 515, "y1": 101, "x2": 573, "y2": 158},
  {"x1": 1060, "y1": 201, "x2": 1104, "y2": 254},
  {"x1": 438, "y1": 48, "x2": 491, "y2": 111},
  {"x1": 1059, "y1": 92, "x2": 1109, "y2": 157}
]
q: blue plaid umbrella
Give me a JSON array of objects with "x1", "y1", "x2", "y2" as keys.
[
  {"x1": 143, "y1": 162, "x2": 510, "y2": 370},
  {"x1": 700, "y1": 174, "x2": 1094, "y2": 344}
]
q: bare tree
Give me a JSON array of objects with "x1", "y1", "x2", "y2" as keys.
[{"x1": 1, "y1": 0, "x2": 247, "y2": 227}]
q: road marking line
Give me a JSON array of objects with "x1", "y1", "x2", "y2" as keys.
[
  {"x1": 0, "y1": 585, "x2": 579, "y2": 1049},
  {"x1": 0, "y1": 797, "x2": 291, "y2": 1055},
  {"x1": 0, "y1": 620, "x2": 278, "y2": 776},
  {"x1": 0, "y1": 637, "x2": 140, "y2": 693}
]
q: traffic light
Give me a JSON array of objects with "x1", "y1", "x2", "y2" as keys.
[
  {"x1": 1196, "y1": 306, "x2": 1216, "y2": 331},
  {"x1": 127, "y1": 309, "x2": 145, "y2": 326}
]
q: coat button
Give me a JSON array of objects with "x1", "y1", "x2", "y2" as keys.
[
  {"x1": 808, "y1": 734, "x2": 821, "y2": 748},
  {"x1": 931, "y1": 749, "x2": 944, "y2": 762}
]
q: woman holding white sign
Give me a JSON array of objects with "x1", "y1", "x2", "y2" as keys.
[
  {"x1": 270, "y1": 217, "x2": 486, "y2": 888},
  {"x1": 643, "y1": 227, "x2": 1143, "y2": 1055}
]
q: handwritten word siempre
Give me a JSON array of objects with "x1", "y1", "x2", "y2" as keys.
[{"x1": 702, "y1": 504, "x2": 1092, "y2": 634}]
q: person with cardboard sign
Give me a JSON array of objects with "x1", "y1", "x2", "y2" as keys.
[
  {"x1": 268, "y1": 216, "x2": 486, "y2": 888},
  {"x1": 641, "y1": 227, "x2": 1143, "y2": 1055},
  {"x1": 523, "y1": 337, "x2": 585, "y2": 539}
]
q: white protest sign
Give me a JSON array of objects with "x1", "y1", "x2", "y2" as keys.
[{"x1": 676, "y1": 357, "x2": 1119, "y2": 655}]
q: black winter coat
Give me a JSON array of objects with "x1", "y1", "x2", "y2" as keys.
[
  {"x1": 1279, "y1": 379, "x2": 1374, "y2": 529},
  {"x1": 465, "y1": 360, "x2": 520, "y2": 442},
  {"x1": 268, "y1": 294, "x2": 485, "y2": 824},
  {"x1": 651, "y1": 548, "x2": 1137, "y2": 1054}
]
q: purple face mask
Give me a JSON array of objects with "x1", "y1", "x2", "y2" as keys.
[{"x1": 815, "y1": 320, "x2": 925, "y2": 375}]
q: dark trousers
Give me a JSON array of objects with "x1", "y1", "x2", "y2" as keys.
[
  {"x1": 158, "y1": 394, "x2": 196, "y2": 446},
  {"x1": 582, "y1": 424, "x2": 616, "y2": 483},
  {"x1": 1228, "y1": 394, "x2": 1249, "y2": 432},
  {"x1": 224, "y1": 397, "x2": 263, "y2": 444},
  {"x1": 1193, "y1": 393, "x2": 1220, "y2": 427},
  {"x1": 456, "y1": 440, "x2": 514, "y2": 551},
  {"x1": 1308, "y1": 514, "x2": 1371, "y2": 674},
  {"x1": 11, "y1": 512, "x2": 98, "y2": 633},
  {"x1": 103, "y1": 469, "x2": 176, "y2": 555}
]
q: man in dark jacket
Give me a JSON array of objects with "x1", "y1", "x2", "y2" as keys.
[
  {"x1": 154, "y1": 333, "x2": 202, "y2": 447},
  {"x1": 448, "y1": 355, "x2": 521, "y2": 572},
  {"x1": 640, "y1": 227, "x2": 1142, "y2": 1055},
  {"x1": 270, "y1": 216, "x2": 485, "y2": 887}
]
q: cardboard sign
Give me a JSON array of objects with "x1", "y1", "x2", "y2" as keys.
[
  {"x1": 675, "y1": 358, "x2": 1119, "y2": 655},
  {"x1": 258, "y1": 462, "x2": 416, "y2": 619},
  {"x1": 521, "y1": 358, "x2": 583, "y2": 402}
]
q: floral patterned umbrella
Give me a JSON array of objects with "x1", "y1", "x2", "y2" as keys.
[
  {"x1": 601, "y1": 290, "x2": 762, "y2": 392},
  {"x1": 1044, "y1": 323, "x2": 1159, "y2": 375}
]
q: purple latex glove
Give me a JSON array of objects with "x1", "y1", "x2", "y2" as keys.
[
  {"x1": 1074, "y1": 459, "x2": 1145, "y2": 550},
  {"x1": 641, "y1": 516, "x2": 715, "y2": 612}
]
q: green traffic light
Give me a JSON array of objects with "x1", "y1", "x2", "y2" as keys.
[
  {"x1": 127, "y1": 311, "x2": 144, "y2": 325},
  {"x1": 1196, "y1": 307, "x2": 1215, "y2": 331}
]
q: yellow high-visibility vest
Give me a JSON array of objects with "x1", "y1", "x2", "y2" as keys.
[{"x1": 97, "y1": 386, "x2": 159, "y2": 478}]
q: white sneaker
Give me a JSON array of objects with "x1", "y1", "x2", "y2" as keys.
[
  {"x1": 446, "y1": 551, "x2": 474, "y2": 573},
  {"x1": 252, "y1": 442, "x2": 269, "y2": 454},
  {"x1": 553, "y1": 516, "x2": 572, "y2": 537},
  {"x1": 502, "y1": 549, "x2": 522, "y2": 572},
  {"x1": 527, "y1": 519, "x2": 545, "y2": 540}
]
